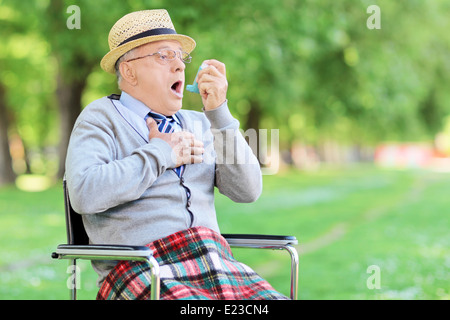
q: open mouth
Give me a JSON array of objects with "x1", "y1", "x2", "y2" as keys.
[{"x1": 171, "y1": 80, "x2": 183, "y2": 98}]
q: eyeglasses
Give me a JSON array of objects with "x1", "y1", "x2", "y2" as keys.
[{"x1": 125, "y1": 49, "x2": 192, "y2": 64}]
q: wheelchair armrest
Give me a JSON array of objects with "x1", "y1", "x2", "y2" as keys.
[
  {"x1": 52, "y1": 244, "x2": 152, "y2": 261},
  {"x1": 223, "y1": 234, "x2": 299, "y2": 300},
  {"x1": 222, "y1": 234, "x2": 298, "y2": 248}
]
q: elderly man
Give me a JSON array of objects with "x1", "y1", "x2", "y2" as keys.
[{"x1": 65, "y1": 9, "x2": 287, "y2": 300}]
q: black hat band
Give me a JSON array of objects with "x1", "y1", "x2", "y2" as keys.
[{"x1": 118, "y1": 28, "x2": 177, "y2": 47}]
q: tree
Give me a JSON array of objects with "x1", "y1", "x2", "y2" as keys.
[
  {"x1": 0, "y1": 83, "x2": 15, "y2": 185},
  {"x1": 1, "y1": 0, "x2": 449, "y2": 182},
  {"x1": 44, "y1": 0, "x2": 120, "y2": 178}
]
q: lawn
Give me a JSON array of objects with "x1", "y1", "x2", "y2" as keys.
[{"x1": 0, "y1": 165, "x2": 448, "y2": 300}]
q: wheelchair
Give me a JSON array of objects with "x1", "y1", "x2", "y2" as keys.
[{"x1": 52, "y1": 179, "x2": 299, "y2": 300}]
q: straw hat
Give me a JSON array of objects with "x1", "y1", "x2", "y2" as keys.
[{"x1": 100, "y1": 9, "x2": 196, "y2": 74}]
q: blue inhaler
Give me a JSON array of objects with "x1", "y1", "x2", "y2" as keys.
[{"x1": 186, "y1": 62, "x2": 208, "y2": 94}]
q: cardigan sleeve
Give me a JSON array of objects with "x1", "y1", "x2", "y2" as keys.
[{"x1": 204, "y1": 102, "x2": 263, "y2": 203}]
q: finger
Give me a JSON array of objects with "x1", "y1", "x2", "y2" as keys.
[
  {"x1": 190, "y1": 146, "x2": 205, "y2": 155},
  {"x1": 198, "y1": 66, "x2": 223, "y2": 84},
  {"x1": 189, "y1": 155, "x2": 204, "y2": 164},
  {"x1": 146, "y1": 118, "x2": 160, "y2": 139},
  {"x1": 179, "y1": 131, "x2": 195, "y2": 140},
  {"x1": 197, "y1": 73, "x2": 218, "y2": 84},
  {"x1": 198, "y1": 81, "x2": 215, "y2": 95},
  {"x1": 203, "y1": 59, "x2": 226, "y2": 75},
  {"x1": 191, "y1": 139, "x2": 204, "y2": 148},
  {"x1": 171, "y1": 131, "x2": 191, "y2": 144},
  {"x1": 176, "y1": 132, "x2": 201, "y2": 147},
  {"x1": 146, "y1": 117, "x2": 157, "y2": 128}
]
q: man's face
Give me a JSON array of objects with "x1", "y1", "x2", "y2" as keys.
[{"x1": 129, "y1": 40, "x2": 186, "y2": 116}]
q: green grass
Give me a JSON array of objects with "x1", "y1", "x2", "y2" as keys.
[{"x1": 0, "y1": 165, "x2": 448, "y2": 300}]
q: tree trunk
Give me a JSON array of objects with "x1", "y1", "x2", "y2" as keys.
[
  {"x1": 56, "y1": 72, "x2": 87, "y2": 179},
  {"x1": 0, "y1": 83, "x2": 16, "y2": 186},
  {"x1": 245, "y1": 100, "x2": 263, "y2": 163},
  {"x1": 245, "y1": 100, "x2": 261, "y2": 133}
]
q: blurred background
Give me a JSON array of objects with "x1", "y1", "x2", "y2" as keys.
[{"x1": 0, "y1": 0, "x2": 449, "y2": 300}]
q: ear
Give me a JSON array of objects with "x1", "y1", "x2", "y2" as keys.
[{"x1": 119, "y1": 61, "x2": 138, "y2": 86}]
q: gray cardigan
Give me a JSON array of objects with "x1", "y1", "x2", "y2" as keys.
[{"x1": 65, "y1": 96, "x2": 262, "y2": 285}]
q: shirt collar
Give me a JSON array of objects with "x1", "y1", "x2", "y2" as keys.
[
  {"x1": 119, "y1": 91, "x2": 182, "y2": 126},
  {"x1": 119, "y1": 91, "x2": 150, "y2": 120}
]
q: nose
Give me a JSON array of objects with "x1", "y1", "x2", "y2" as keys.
[{"x1": 171, "y1": 53, "x2": 186, "y2": 72}]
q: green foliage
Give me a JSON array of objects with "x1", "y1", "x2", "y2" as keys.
[{"x1": 1, "y1": 0, "x2": 450, "y2": 173}]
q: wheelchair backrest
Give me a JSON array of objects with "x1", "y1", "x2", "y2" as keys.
[{"x1": 63, "y1": 179, "x2": 90, "y2": 246}]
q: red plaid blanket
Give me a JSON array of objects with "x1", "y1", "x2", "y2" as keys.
[{"x1": 97, "y1": 226, "x2": 288, "y2": 300}]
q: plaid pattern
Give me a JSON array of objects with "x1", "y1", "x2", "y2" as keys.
[{"x1": 97, "y1": 227, "x2": 288, "y2": 300}]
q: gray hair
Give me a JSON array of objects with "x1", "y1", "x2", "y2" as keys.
[{"x1": 114, "y1": 49, "x2": 136, "y2": 86}]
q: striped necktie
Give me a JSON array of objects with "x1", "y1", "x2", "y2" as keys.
[{"x1": 147, "y1": 111, "x2": 185, "y2": 177}]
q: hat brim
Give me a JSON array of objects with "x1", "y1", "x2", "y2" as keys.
[{"x1": 100, "y1": 34, "x2": 196, "y2": 74}]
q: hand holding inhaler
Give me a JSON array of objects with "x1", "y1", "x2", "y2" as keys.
[{"x1": 186, "y1": 60, "x2": 228, "y2": 111}]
